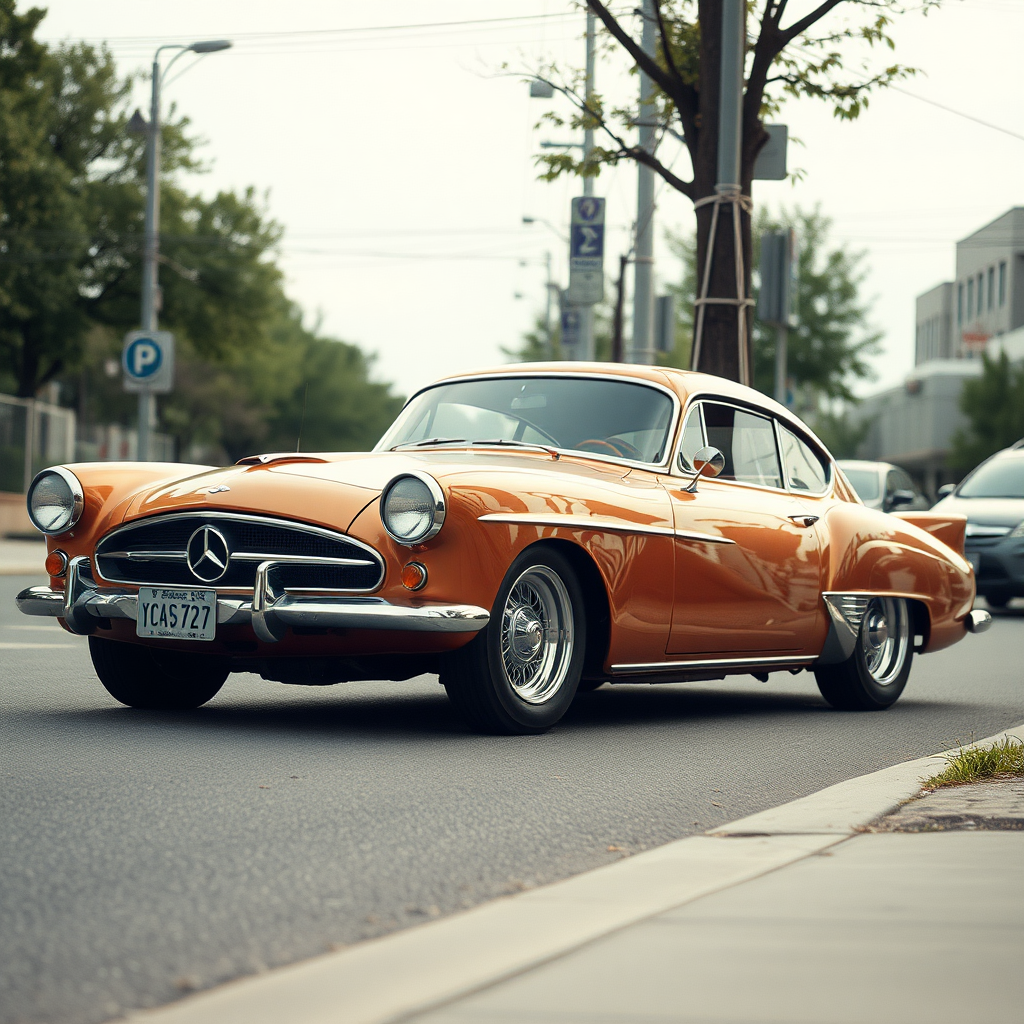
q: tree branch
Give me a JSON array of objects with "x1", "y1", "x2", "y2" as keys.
[
  {"x1": 585, "y1": 0, "x2": 678, "y2": 99},
  {"x1": 779, "y1": 0, "x2": 846, "y2": 46}
]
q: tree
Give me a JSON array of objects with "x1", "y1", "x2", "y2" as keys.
[
  {"x1": 950, "y1": 352, "x2": 1024, "y2": 471},
  {"x1": 532, "y1": 0, "x2": 927, "y2": 382},
  {"x1": 0, "y1": 7, "x2": 282, "y2": 397},
  {"x1": 665, "y1": 206, "x2": 879, "y2": 400}
]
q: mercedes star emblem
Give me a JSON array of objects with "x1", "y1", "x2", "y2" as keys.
[{"x1": 186, "y1": 526, "x2": 230, "y2": 582}]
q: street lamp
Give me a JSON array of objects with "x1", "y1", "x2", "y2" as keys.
[{"x1": 136, "y1": 39, "x2": 232, "y2": 461}]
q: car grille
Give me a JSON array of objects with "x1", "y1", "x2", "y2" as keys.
[{"x1": 95, "y1": 512, "x2": 384, "y2": 592}]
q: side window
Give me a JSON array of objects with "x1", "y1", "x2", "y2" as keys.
[
  {"x1": 677, "y1": 405, "x2": 706, "y2": 471},
  {"x1": 779, "y1": 424, "x2": 830, "y2": 493},
  {"x1": 702, "y1": 403, "x2": 783, "y2": 488},
  {"x1": 885, "y1": 469, "x2": 901, "y2": 498}
]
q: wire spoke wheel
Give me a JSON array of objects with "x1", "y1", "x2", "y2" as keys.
[
  {"x1": 499, "y1": 565, "x2": 574, "y2": 704},
  {"x1": 859, "y1": 597, "x2": 910, "y2": 686}
]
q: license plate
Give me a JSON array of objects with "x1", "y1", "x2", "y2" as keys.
[
  {"x1": 137, "y1": 587, "x2": 217, "y2": 641},
  {"x1": 966, "y1": 552, "x2": 980, "y2": 573}
]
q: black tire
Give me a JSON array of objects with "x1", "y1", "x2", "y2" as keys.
[
  {"x1": 983, "y1": 590, "x2": 1011, "y2": 609},
  {"x1": 440, "y1": 547, "x2": 586, "y2": 734},
  {"x1": 89, "y1": 636, "x2": 229, "y2": 710},
  {"x1": 814, "y1": 597, "x2": 913, "y2": 711}
]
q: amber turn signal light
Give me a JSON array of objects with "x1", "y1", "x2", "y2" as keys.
[
  {"x1": 45, "y1": 549, "x2": 69, "y2": 577},
  {"x1": 401, "y1": 562, "x2": 428, "y2": 591}
]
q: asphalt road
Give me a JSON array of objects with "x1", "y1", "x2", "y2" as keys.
[{"x1": 2, "y1": 573, "x2": 1022, "y2": 1024}]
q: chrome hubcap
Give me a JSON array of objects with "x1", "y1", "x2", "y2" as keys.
[
  {"x1": 500, "y1": 565, "x2": 574, "y2": 704},
  {"x1": 860, "y1": 597, "x2": 909, "y2": 686}
]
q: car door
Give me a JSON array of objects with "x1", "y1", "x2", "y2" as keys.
[{"x1": 663, "y1": 400, "x2": 826, "y2": 656}]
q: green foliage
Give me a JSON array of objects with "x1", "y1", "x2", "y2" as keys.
[
  {"x1": 809, "y1": 407, "x2": 869, "y2": 459},
  {"x1": 950, "y1": 351, "x2": 1024, "y2": 471},
  {"x1": 0, "y1": 5, "x2": 403, "y2": 462},
  {"x1": 664, "y1": 207, "x2": 879, "y2": 401},
  {"x1": 924, "y1": 737, "x2": 1024, "y2": 790},
  {"x1": 752, "y1": 207, "x2": 881, "y2": 402},
  {"x1": 531, "y1": 1, "x2": 927, "y2": 189}
]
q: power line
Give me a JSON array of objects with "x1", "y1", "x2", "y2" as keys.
[{"x1": 889, "y1": 86, "x2": 1024, "y2": 144}]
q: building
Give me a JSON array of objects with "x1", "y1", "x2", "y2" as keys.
[
  {"x1": 915, "y1": 208, "x2": 1024, "y2": 366},
  {"x1": 856, "y1": 209, "x2": 1024, "y2": 496}
]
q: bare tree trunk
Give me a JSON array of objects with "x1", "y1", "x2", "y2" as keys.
[
  {"x1": 611, "y1": 254, "x2": 628, "y2": 362},
  {"x1": 690, "y1": 0, "x2": 754, "y2": 384}
]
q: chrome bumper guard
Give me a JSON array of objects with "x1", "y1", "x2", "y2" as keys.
[{"x1": 16, "y1": 556, "x2": 489, "y2": 641}]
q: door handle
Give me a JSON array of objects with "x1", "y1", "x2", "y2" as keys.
[{"x1": 789, "y1": 514, "x2": 819, "y2": 527}]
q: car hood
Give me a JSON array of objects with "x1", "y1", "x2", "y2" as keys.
[
  {"x1": 122, "y1": 449, "x2": 648, "y2": 534},
  {"x1": 932, "y1": 494, "x2": 1024, "y2": 528}
]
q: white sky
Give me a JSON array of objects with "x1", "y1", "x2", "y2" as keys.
[{"x1": 36, "y1": 0, "x2": 1024, "y2": 400}]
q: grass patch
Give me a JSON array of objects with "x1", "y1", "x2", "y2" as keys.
[{"x1": 924, "y1": 736, "x2": 1024, "y2": 790}]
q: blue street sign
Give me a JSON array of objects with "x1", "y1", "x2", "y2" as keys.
[
  {"x1": 122, "y1": 330, "x2": 174, "y2": 394},
  {"x1": 570, "y1": 224, "x2": 604, "y2": 262}
]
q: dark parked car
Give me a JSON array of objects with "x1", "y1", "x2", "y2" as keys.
[
  {"x1": 932, "y1": 441, "x2": 1024, "y2": 608},
  {"x1": 836, "y1": 460, "x2": 930, "y2": 512}
]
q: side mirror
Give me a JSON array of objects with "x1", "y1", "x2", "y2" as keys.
[
  {"x1": 682, "y1": 445, "x2": 725, "y2": 492},
  {"x1": 887, "y1": 488, "x2": 916, "y2": 511},
  {"x1": 936, "y1": 483, "x2": 956, "y2": 499}
]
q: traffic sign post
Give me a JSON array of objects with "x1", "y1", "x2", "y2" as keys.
[
  {"x1": 567, "y1": 197, "x2": 605, "y2": 306},
  {"x1": 559, "y1": 291, "x2": 582, "y2": 358},
  {"x1": 122, "y1": 330, "x2": 175, "y2": 394}
]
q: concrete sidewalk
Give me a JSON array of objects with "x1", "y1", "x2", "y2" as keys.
[
  {"x1": 410, "y1": 789, "x2": 1023, "y2": 1024},
  {"x1": 127, "y1": 726, "x2": 1024, "y2": 1024}
]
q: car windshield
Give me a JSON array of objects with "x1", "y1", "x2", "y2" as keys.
[
  {"x1": 842, "y1": 467, "x2": 881, "y2": 501},
  {"x1": 378, "y1": 376, "x2": 675, "y2": 465},
  {"x1": 957, "y1": 456, "x2": 1024, "y2": 498}
]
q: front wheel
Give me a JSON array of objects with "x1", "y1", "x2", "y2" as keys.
[
  {"x1": 814, "y1": 597, "x2": 913, "y2": 711},
  {"x1": 89, "y1": 636, "x2": 229, "y2": 710},
  {"x1": 441, "y1": 548, "x2": 586, "y2": 734}
]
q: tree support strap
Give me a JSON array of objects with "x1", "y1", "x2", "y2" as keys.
[{"x1": 690, "y1": 190, "x2": 755, "y2": 385}]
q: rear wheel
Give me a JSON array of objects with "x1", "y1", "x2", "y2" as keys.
[
  {"x1": 441, "y1": 548, "x2": 585, "y2": 734},
  {"x1": 815, "y1": 597, "x2": 913, "y2": 711},
  {"x1": 89, "y1": 636, "x2": 228, "y2": 710},
  {"x1": 983, "y1": 590, "x2": 1011, "y2": 609}
]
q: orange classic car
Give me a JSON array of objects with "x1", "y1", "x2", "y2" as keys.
[{"x1": 18, "y1": 363, "x2": 991, "y2": 733}]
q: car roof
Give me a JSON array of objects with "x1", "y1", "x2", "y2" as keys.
[{"x1": 427, "y1": 361, "x2": 829, "y2": 450}]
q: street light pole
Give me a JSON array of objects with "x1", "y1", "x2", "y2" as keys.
[{"x1": 137, "y1": 40, "x2": 231, "y2": 461}]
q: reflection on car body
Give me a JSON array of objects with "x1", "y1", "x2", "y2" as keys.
[{"x1": 17, "y1": 364, "x2": 989, "y2": 734}]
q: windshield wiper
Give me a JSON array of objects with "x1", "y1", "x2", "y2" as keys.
[
  {"x1": 471, "y1": 438, "x2": 560, "y2": 460},
  {"x1": 390, "y1": 437, "x2": 467, "y2": 451}
]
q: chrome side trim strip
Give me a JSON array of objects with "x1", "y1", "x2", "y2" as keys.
[
  {"x1": 477, "y1": 512, "x2": 735, "y2": 544},
  {"x1": 611, "y1": 654, "x2": 816, "y2": 674},
  {"x1": 674, "y1": 529, "x2": 736, "y2": 545},
  {"x1": 478, "y1": 512, "x2": 674, "y2": 536}
]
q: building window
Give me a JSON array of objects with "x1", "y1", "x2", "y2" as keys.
[
  {"x1": 967, "y1": 278, "x2": 974, "y2": 317},
  {"x1": 999, "y1": 262, "x2": 1007, "y2": 306},
  {"x1": 978, "y1": 273, "x2": 984, "y2": 313},
  {"x1": 987, "y1": 267, "x2": 994, "y2": 310},
  {"x1": 957, "y1": 282, "x2": 963, "y2": 325}
]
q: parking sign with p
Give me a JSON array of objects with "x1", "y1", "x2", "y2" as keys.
[{"x1": 122, "y1": 330, "x2": 174, "y2": 394}]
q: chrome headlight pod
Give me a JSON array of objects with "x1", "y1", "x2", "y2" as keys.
[
  {"x1": 27, "y1": 467, "x2": 85, "y2": 535},
  {"x1": 380, "y1": 472, "x2": 445, "y2": 545}
]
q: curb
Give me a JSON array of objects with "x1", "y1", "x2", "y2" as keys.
[{"x1": 123, "y1": 723, "x2": 1024, "y2": 1024}]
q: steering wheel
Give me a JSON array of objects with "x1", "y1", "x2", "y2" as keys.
[{"x1": 576, "y1": 437, "x2": 644, "y2": 460}]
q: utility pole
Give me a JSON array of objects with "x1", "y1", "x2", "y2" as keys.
[
  {"x1": 137, "y1": 54, "x2": 162, "y2": 462},
  {"x1": 630, "y1": 0, "x2": 657, "y2": 365},
  {"x1": 544, "y1": 251, "x2": 556, "y2": 357},
  {"x1": 579, "y1": 10, "x2": 597, "y2": 361}
]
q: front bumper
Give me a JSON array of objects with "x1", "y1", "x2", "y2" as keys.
[
  {"x1": 16, "y1": 557, "x2": 489, "y2": 641},
  {"x1": 965, "y1": 535, "x2": 1024, "y2": 596}
]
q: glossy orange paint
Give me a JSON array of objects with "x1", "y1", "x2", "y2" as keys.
[{"x1": 35, "y1": 362, "x2": 976, "y2": 673}]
